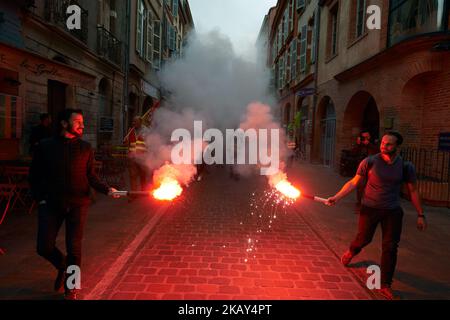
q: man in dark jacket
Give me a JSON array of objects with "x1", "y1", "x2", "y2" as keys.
[
  {"x1": 29, "y1": 109, "x2": 118, "y2": 300},
  {"x1": 29, "y1": 113, "x2": 53, "y2": 155}
]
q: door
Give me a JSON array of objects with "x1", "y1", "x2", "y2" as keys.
[
  {"x1": 48, "y1": 80, "x2": 67, "y2": 135},
  {"x1": 320, "y1": 101, "x2": 336, "y2": 167}
]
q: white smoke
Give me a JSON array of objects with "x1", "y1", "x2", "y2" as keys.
[
  {"x1": 159, "y1": 30, "x2": 275, "y2": 130},
  {"x1": 142, "y1": 30, "x2": 286, "y2": 186}
]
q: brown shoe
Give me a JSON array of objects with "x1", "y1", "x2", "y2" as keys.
[{"x1": 341, "y1": 250, "x2": 354, "y2": 266}]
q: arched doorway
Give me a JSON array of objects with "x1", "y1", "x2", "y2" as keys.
[
  {"x1": 343, "y1": 91, "x2": 380, "y2": 149},
  {"x1": 319, "y1": 97, "x2": 336, "y2": 167}
]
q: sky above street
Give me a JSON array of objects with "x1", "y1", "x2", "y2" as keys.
[{"x1": 188, "y1": 0, "x2": 278, "y2": 61}]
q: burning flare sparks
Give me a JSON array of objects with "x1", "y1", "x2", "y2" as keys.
[
  {"x1": 269, "y1": 171, "x2": 301, "y2": 200},
  {"x1": 152, "y1": 177, "x2": 183, "y2": 201},
  {"x1": 151, "y1": 163, "x2": 196, "y2": 201},
  {"x1": 274, "y1": 180, "x2": 301, "y2": 199}
]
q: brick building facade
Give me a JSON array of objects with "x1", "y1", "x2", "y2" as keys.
[
  {"x1": 263, "y1": 0, "x2": 449, "y2": 164},
  {"x1": 262, "y1": 0, "x2": 450, "y2": 205},
  {"x1": 0, "y1": 0, "x2": 194, "y2": 159},
  {"x1": 0, "y1": 0, "x2": 126, "y2": 158}
]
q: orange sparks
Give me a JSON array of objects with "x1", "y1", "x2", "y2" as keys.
[
  {"x1": 268, "y1": 171, "x2": 301, "y2": 200},
  {"x1": 152, "y1": 177, "x2": 183, "y2": 201},
  {"x1": 274, "y1": 180, "x2": 301, "y2": 199}
]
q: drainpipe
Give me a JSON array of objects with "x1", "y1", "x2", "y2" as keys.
[
  {"x1": 122, "y1": 0, "x2": 131, "y2": 140},
  {"x1": 311, "y1": 4, "x2": 321, "y2": 163}
]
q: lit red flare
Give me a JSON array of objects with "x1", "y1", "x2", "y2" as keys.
[
  {"x1": 274, "y1": 180, "x2": 301, "y2": 200},
  {"x1": 268, "y1": 171, "x2": 301, "y2": 200},
  {"x1": 152, "y1": 177, "x2": 183, "y2": 201}
]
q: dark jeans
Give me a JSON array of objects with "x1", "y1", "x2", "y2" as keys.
[
  {"x1": 37, "y1": 204, "x2": 89, "y2": 271},
  {"x1": 349, "y1": 205, "x2": 404, "y2": 287}
]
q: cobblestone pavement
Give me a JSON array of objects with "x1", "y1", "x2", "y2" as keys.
[
  {"x1": 89, "y1": 166, "x2": 373, "y2": 300},
  {"x1": 286, "y1": 161, "x2": 450, "y2": 300}
]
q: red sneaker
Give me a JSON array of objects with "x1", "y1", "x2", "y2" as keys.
[{"x1": 341, "y1": 250, "x2": 354, "y2": 266}]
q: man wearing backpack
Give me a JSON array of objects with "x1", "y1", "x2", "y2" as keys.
[{"x1": 325, "y1": 131, "x2": 427, "y2": 300}]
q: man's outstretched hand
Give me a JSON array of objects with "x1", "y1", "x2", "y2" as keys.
[{"x1": 325, "y1": 196, "x2": 337, "y2": 206}]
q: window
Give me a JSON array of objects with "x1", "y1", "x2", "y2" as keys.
[
  {"x1": 168, "y1": 26, "x2": 176, "y2": 52},
  {"x1": 300, "y1": 25, "x2": 307, "y2": 72},
  {"x1": 286, "y1": 45, "x2": 291, "y2": 84},
  {"x1": 284, "y1": 6, "x2": 289, "y2": 36},
  {"x1": 136, "y1": 0, "x2": 145, "y2": 55},
  {"x1": 310, "y1": 14, "x2": 317, "y2": 64},
  {"x1": 172, "y1": 0, "x2": 178, "y2": 17},
  {"x1": 279, "y1": 56, "x2": 284, "y2": 90},
  {"x1": 0, "y1": 94, "x2": 22, "y2": 139},
  {"x1": 274, "y1": 63, "x2": 279, "y2": 90},
  {"x1": 356, "y1": 0, "x2": 366, "y2": 38},
  {"x1": 296, "y1": 35, "x2": 301, "y2": 76},
  {"x1": 146, "y1": 10, "x2": 153, "y2": 64},
  {"x1": 272, "y1": 41, "x2": 276, "y2": 64},
  {"x1": 291, "y1": 39, "x2": 297, "y2": 80},
  {"x1": 289, "y1": 0, "x2": 294, "y2": 32},
  {"x1": 388, "y1": 0, "x2": 447, "y2": 46},
  {"x1": 162, "y1": 16, "x2": 168, "y2": 51},
  {"x1": 153, "y1": 20, "x2": 162, "y2": 69},
  {"x1": 329, "y1": 4, "x2": 339, "y2": 57},
  {"x1": 173, "y1": 29, "x2": 177, "y2": 52},
  {"x1": 270, "y1": 64, "x2": 276, "y2": 89},
  {"x1": 277, "y1": 25, "x2": 281, "y2": 52}
]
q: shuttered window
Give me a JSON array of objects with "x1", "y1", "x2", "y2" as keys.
[
  {"x1": 0, "y1": 94, "x2": 22, "y2": 139},
  {"x1": 146, "y1": 10, "x2": 153, "y2": 64}
]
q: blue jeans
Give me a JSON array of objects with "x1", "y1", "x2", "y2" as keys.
[
  {"x1": 36, "y1": 204, "x2": 89, "y2": 271},
  {"x1": 349, "y1": 205, "x2": 404, "y2": 287}
]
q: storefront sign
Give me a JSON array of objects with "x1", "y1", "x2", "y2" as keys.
[{"x1": 296, "y1": 88, "x2": 316, "y2": 97}]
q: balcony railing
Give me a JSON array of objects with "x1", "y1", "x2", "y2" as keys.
[
  {"x1": 97, "y1": 26, "x2": 122, "y2": 67},
  {"x1": 388, "y1": 0, "x2": 449, "y2": 46},
  {"x1": 45, "y1": 0, "x2": 88, "y2": 44}
]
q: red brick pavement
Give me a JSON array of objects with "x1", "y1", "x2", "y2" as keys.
[{"x1": 89, "y1": 166, "x2": 373, "y2": 300}]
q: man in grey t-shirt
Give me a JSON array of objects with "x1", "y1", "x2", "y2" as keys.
[{"x1": 325, "y1": 132, "x2": 427, "y2": 300}]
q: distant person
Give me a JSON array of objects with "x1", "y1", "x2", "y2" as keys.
[
  {"x1": 124, "y1": 116, "x2": 149, "y2": 195},
  {"x1": 29, "y1": 113, "x2": 52, "y2": 155},
  {"x1": 29, "y1": 109, "x2": 119, "y2": 300},
  {"x1": 325, "y1": 132, "x2": 427, "y2": 300},
  {"x1": 351, "y1": 130, "x2": 378, "y2": 210}
]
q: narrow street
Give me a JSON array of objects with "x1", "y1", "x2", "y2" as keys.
[
  {"x1": 2, "y1": 163, "x2": 449, "y2": 300},
  {"x1": 84, "y1": 165, "x2": 372, "y2": 300}
]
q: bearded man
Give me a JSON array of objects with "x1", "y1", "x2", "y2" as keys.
[
  {"x1": 325, "y1": 131, "x2": 427, "y2": 299},
  {"x1": 29, "y1": 109, "x2": 118, "y2": 300}
]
